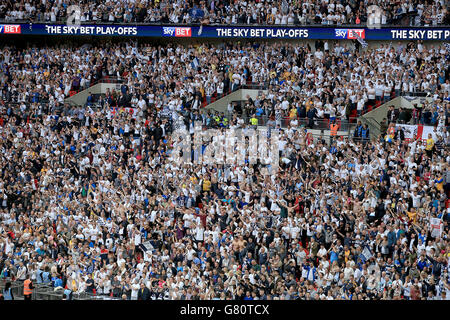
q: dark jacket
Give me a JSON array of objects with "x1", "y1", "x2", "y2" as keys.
[
  {"x1": 137, "y1": 287, "x2": 151, "y2": 300},
  {"x1": 394, "y1": 129, "x2": 405, "y2": 141},
  {"x1": 387, "y1": 109, "x2": 399, "y2": 123},
  {"x1": 354, "y1": 125, "x2": 363, "y2": 138}
]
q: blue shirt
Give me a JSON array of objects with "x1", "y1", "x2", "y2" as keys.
[
  {"x1": 417, "y1": 259, "x2": 428, "y2": 271},
  {"x1": 53, "y1": 278, "x2": 63, "y2": 288},
  {"x1": 418, "y1": 233, "x2": 426, "y2": 243},
  {"x1": 42, "y1": 271, "x2": 51, "y2": 283},
  {"x1": 36, "y1": 270, "x2": 43, "y2": 283},
  {"x1": 330, "y1": 251, "x2": 338, "y2": 263}
]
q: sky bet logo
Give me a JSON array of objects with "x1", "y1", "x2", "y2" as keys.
[
  {"x1": 0, "y1": 25, "x2": 21, "y2": 34},
  {"x1": 335, "y1": 29, "x2": 365, "y2": 39},
  {"x1": 163, "y1": 27, "x2": 192, "y2": 37}
]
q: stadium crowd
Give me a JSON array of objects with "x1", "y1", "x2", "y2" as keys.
[
  {"x1": 0, "y1": 0, "x2": 449, "y2": 26},
  {"x1": 0, "y1": 38, "x2": 449, "y2": 301},
  {"x1": 0, "y1": 40, "x2": 449, "y2": 128}
]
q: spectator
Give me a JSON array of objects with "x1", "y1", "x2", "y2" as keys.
[
  {"x1": 387, "y1": 106, "x2": 400, "y2": 124},
  {"x1": 2, "y1": 281, "x2": 14, "y2": 300},
  {"x1": 398, "y1": 107, "x2": 411, "y2": 124}
]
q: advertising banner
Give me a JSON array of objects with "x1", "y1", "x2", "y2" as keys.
[
  {"x1": 395, "y1": 124, "x2": 418, "y2": 140},
  {"x1": 421, "y1": 125, "x2": 441, "y2": 141},
  {"x1": 1, "y1": 23, "x2": 449, "y2": 40},
  {"x1": 396, "y1": 124, "x2": 442, "y2": 141}
]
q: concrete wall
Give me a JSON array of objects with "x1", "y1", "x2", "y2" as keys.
[
  {"x1": 65, "y1": 83, "x2": 122, "y2": 106},
  {"x1": 400, "y1": 96, "x2": 434, "y2": 108},
  {"x1": 361, "y1": 96, "x2": 403, "y2": 124},
  {"x1": 205, "y1": 88, "x2": 268, "y2": 113},
  {"x1": 361, "y1": 96, "x2": 435, "y2": 124}
]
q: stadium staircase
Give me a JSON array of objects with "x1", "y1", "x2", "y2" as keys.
[
  {"x1": 358, "y1": 94, "x2": 433, "y2": 139},
  {"x1": 64, "y1": 77, "x2": 124, "y2": 107},
  {"x1": 202, "y1": 84, "x2": 268, "y2": 114}
]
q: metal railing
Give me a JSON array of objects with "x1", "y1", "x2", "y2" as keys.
[
  {"x1": 399, "y1": 91, "x2": 431, "y2": 98},
  {"x1": 0, "y1": 278, "x2": 123, "y2": 300},
  {"x1": 201, "y1": 111, "x2": 358, "y2": 130},
  {"x1": 0, "y1": 279, "x2": 63, "y2": 300},
  {"x1": 0, "y1": 279, "x2": 25, "y2": 300},
  {"x1": 1, "y1": 97, "x2": 380, "y2": 141},
  {"x1": 360, "y1": 117, "x2": 382, "y2": 139},
  {"x1": 192, "y1": 112, "x2": 365, "y2": 143}
]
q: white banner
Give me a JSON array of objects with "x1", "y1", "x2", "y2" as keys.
[
  {"x1": 430, "y1": 217, "x2": 443, "y2": 238},
  {"x1": 395, "y1": 124, "x2": 417, "y2": 140},
  {"x1": 421, "y1": 125, "x2": 440, "y2": 141},
  {"x1": 394, "y1": 124, "x2": 440, "y2": 141}
]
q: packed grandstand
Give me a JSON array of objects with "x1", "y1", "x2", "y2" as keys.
[
  {"x1": 0, "y1": 0, "x2": 449, "y2": 26},
  {"x1": 0, "y1": 1, "x2": 449, "y2": 302}
]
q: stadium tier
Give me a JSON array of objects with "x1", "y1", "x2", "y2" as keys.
[{"x1": 0, "y1": 0, "x2": 449, "y2": 26}]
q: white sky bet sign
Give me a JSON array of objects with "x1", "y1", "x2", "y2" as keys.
[
  {"x1": 390, "y1": 29, "x2": 450, "y2": 40},
  {"x1": 163, "y1": 27, "x2": 192, "y2": 37}
]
